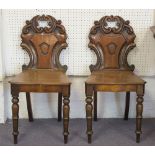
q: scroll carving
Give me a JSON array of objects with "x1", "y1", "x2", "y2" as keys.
[
  {"x1": 121, "y1": 43, "x2": 136, "y2": 71},
  {"x1": 88, "y1": 42, "x2": 103, "y2": 72},
  {"x1": 21, "y1": 15, "x2": 68, "y2": 72},
  {"x1": 55, "y1": 43, "x2": 68, "y2": 72},
  {"x1": 89, "y1": 15, "x2": 136, "y2": 72},
  {"x1": 90, "y1": 15, "x2": 134, "y2": 35},
  {"x1": 21, "y1": 42, "x2": 35, "y2": 70},
  {"x1": 22, "y1": 15, "x2": 65, "y2": 34}
]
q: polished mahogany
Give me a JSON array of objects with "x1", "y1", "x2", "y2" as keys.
[
  {"x1": 9, "y1": 15, "x2": 71, "y2": 144},
  {"x1": 85, "y1": 15, "x2": 146, "y2": 143}
]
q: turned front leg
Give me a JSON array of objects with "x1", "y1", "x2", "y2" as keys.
[
  {"x1": 12, "y1": 95, "x2": 19, "y2": 144},
  {"x1": 86, "y1": 96, "x2": 93, "y2": 143},
  {"x1": 136, "y1": 85, "x2": 145, "y2": 143},
  {"x1": 136, "y1": 94, "x2": 144, "y2": 143},
  {"x1": 63, "y1": 96, "x2": 70, "y2": 144}
]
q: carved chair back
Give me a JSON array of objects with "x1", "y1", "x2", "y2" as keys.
[
  {"x1": 21, "y1": 15, "x2": 68, "y2": 72},
  {"x1": 89, "y1": 15, "x2": 136, "y2": 72}
]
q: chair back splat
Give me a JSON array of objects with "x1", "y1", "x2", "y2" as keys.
[
  {"x1": 89, "y1": 15, "x2": 136, "y2": 72},
  {"x1": 21, "y1": 15, "x2": 68, "y2": 72}
]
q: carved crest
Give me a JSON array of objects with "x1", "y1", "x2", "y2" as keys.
[
  {"x1": 89, "y1": 15, "x2": 136, "y2": 72},
  {"x1": 90, "y1": 15, "x2": 134, "y2": 35},
  {"x1": 21, "y1": 15, "x2": 68, "y2": 72},
  {"x1": 22, "y1": 14, "x2": 66, "y2": 34}
]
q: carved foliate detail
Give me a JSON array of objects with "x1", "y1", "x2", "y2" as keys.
[
  {"x1": 21, "y1": 15, "x2": 68, "y2": 72},
  {"x1": 89, "y1": 15, "x2": 136, "y2": 72},
  {"x1": 22, "y1": 15, "x2": 65, "y2": 34},
  {"x1": 90, "y1": 15, "x2": 134, "y2": 35}
]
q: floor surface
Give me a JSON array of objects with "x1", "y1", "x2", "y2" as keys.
[{"x1": 0, "y1": 118, "x2": 155, "y2": 146}]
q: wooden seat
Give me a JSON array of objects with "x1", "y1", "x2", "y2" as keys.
[
  {"x1": 10, "y1": 69, "x2": 70, "y2": 85},
  {"x1": 9, "y1": 15, "x2": 71, "y2": 144},
  {"x1": 86, "y1": 70, "x2": 145, "y2": 85},
  {"x1": 85, "y1": 15, "x2": 146, "y2": 143}
]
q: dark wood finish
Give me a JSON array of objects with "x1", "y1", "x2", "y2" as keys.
[
  {"x1": 26, "y1": 92, "x2": 33, "y2": 122},
  {"x1": 124, "y1": 92, "x2": 130, "y2": 120},
  {"x1": 63, "y1": 92, "x2": 70, "y2": 144},
  {"x1": 9, "y1": 15, "x2": 71, "y2": 144},
  {"x1": 86, "y1": 71, "x2": 145, "y2": 85},
  {"x1": 10, "y1": 69, "x2": 70, "y2": 85},
  {"x1": 89, "y1": 15, "x2": 136, "y2": 72},
  {"x1": 136, "y1": 85, "x2": 144, "y2": 143},
  {"x1": 21, "y1": 15, "x2": 68, "y2": 71},
  {"x1": 11, "y1": 86, "x2": 19, "y2": 144},
  {"x1": 58, "y1": 93, "x2": 62, "y2": 121},
  {"x1": 85, "y1": 15, "x2": 146, "y2": 143},
  {"x1": 94, "y1": 91, "x2": 97, "y2": 121},
  {"x1": 85, "y1": 85, "x2": 93, "y2": 143}
]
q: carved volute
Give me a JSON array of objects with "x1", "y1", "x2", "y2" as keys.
[
  {"x1": 89, "y1": 15, "x2": 136, "y2": 72},
  {"x1": 21, "y1": 15, "x2": 68, "y2": 72}
]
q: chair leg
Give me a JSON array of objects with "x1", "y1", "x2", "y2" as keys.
[
  {"x1": 136, "y1": 91, "x2": 144, "y2": 143},
  {"x1": 63, "y1": 96, "x2": 70, "y2": 144},
  {"x1": 12, "y1": 94, "x2": 19, "y2": 144},
  {"x1": 124, "y1": 92, "x2": 130, "y2": 120},
  {"x1": 86, "y1": 96, "x2": 93, "y2": 143},
  {"x1": 58, "y1": 93, "x2": 62, "y2": 122},
  {"x1": 26, "y1": 92, "x2": 33, "y2": 122},
  {"x1": 94, "y1": 91, "x2": 97, "y2": 121}
]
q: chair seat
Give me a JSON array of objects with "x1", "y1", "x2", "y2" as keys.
[
  {"x1": 86, "y1": 70, "x2": 145, "y2": 85},
  {"x1": 9, "y1": 69, "x2": 71, "y2": 85}
]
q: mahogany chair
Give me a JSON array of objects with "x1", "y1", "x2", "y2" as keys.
[
  {"x1": 85, "y1": 15, "x2": 146, "y2": 143},
  {"x1": 9, "y1": 15, "x2": 71, "y2": 144}
]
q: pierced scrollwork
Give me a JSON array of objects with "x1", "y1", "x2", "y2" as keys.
[
  {"x1": 90, "y1": 15, "x2": 134, "y2": 35},
  {"x1": 89, "y1": 15, "x2": 136, "y2": 72},
  {"x1": 21, "y1": 15, "x2": 68, "y2": 72},
  {"x1": 22, "y1": 15, "x2": 66, "y2": 34}
]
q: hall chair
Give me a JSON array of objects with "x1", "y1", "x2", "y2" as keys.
[
  {"x1": 9, "y1": 15, "x2": 71, "y2": 144},
  {"x1": 85, "y1": 15, "x2": 146, "y2": 143}
]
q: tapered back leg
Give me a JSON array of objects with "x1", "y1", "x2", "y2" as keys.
[
  {"x1": 26, "y1": 92, "x2": 33, "y2": 122},
  {"x1": 124, "y1": 92, "x2": 130, "y2": 120}
]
